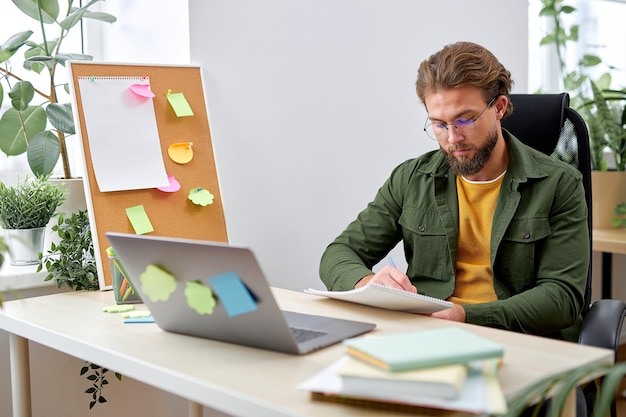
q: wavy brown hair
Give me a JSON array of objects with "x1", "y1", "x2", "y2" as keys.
[{"x1": 416, "y1": 42, "x2": 514, "y2": 117}]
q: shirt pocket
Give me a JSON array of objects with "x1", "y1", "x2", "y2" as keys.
[
  {"x1": 399, "y1": 208, "x2": 448, "y2": 281},
  {"x1": 497, "y1": 217, "x2": 551, "y2": 289}
]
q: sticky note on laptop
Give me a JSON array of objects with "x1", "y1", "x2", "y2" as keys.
[{"x1": 209, "y1": 271, "x2": 257, "y2": 317}]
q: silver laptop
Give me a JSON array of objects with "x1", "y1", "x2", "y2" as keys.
[{"x1": 106, "y1": 232, "x2": 375, "y2": 355}]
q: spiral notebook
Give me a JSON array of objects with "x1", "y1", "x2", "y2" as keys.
[{"x1": 304, "y1": 283, "x2": 452, "y2": 314}]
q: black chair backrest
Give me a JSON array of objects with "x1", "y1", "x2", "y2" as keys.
[{"x1": 501, "y1": 93, "x2": 593, "y2": 314}]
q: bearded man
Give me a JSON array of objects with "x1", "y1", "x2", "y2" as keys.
[{"x1": 319, "y1": 41, "x2": 588, "y2": 344}]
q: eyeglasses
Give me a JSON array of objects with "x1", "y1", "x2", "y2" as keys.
[{"x1": 423, "y1": 96, "x2": 497, "y2": 141}]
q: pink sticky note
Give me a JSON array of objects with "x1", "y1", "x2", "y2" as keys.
[
  {"x1": 129, "y1": 83, "x2": 155, "y2": 98},
  {"x1": 157, "y1": 174, "x2": 181, "y2": 193}
]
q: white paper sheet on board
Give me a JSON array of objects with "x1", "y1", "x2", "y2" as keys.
[{"x1": 77, "y1": 76, "x2": 169, "y2": 192}]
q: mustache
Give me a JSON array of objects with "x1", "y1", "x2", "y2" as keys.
[{"x1": 445, "y1": 144, "x2": 475, "y2": 152}]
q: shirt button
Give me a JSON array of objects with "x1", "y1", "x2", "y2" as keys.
[
  {"x1": 418, "y1": 225, "x2": 425, "y2": 232},
  {"x1": 522, "y1": 232, "x2": 531, "y2": 239}
]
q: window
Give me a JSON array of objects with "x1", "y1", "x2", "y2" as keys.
[
  {"x1": 529, "y1": 0, "x2": 626, "y2": 94},
  {"x1": 0, "y1": 0, "x2": 189, "y2": 182}
]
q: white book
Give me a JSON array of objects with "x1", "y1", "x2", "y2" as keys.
[{"x1": 304, "y1": 283, "x2": 452, "y2": 314}]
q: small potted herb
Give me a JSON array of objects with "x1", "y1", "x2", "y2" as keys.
[{"x1": 0, "y1": 175, "x2": 65, "y2": 265}]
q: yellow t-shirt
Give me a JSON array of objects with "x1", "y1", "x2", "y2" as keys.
[{"x1": 448, "y1": 172, "x2": 505, "y2": 304}]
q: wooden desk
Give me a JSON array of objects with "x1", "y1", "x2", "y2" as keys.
[
  {"x1": 0, "y1": 289, "x2": 614, "y2": 417},
  {"x1": 593, "y1": 228, "x2": 626, "y2": 298}
]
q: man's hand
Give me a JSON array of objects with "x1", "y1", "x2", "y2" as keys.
[
  {"x1": 430, "y1": 304, "x2": 466, "y2": 322},
  {"x1": 354, "y1": 265, "x2": 417, "y2": 293}
]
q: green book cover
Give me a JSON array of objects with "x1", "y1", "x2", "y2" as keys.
[{"x1": 343, "y1": 327, "x2": 503, "y2": 372}]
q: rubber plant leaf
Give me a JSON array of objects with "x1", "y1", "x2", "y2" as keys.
[
  {"x1": 11, "y1": 0, "x2": 59, "y2": 24},
  {"x1": 27, "y1": 130, "x2": 61, "y2": 176}
]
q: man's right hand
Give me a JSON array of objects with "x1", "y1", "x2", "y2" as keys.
[{"x1": 354, "y1": 265, "x2": 417, "y2": 293}]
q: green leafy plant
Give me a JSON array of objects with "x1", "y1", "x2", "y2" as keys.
[
  {"x1": 612, "y1": 202, "x2": 626, "y2": 228},
  {"x1": 0, "y1": 0, "x2": 116, "y2": 178},
  {"x1": 581, "y1": 82, "x2": 626, "y2": 171},
  {"x1": 505, "y1": 360, "x2": 626, "y2": 417},
  {"x1": 39, "y1": 209, "x2": 122, "y2": 407},
  {"x1": 0, "y1": 174, "x2": 66, "y2": 229},
  {"x1": 80, "y1": 362, "x2": 122, "y2": 410},
  {"x1": 539, "y1": 0, "x2": 626, "y2": 171},
  {"x1": 39, "y1": 210, "x2": 98, "y2": 290}
]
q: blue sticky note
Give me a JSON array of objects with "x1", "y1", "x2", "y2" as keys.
[
  {"x1": 124, "y1": 316, "x2": 156, "y2": 323},
  {"x1": 208, "y1": 271, "x2": 258, "y2": 317}
]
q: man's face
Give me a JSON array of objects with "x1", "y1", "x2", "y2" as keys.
[{"x1": 424, "y1": 86, "x2": 499, "y2": 177}]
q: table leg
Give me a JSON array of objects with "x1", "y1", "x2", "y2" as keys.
[
  {"x1": 9, "y1": 334, "x2": 32, "y2": 417},
  {"x1": 602, "y1": 252, "x2": 613, "y2": 299},
  {"x1": 189, "y1": 401, "x2": 203, "y2": 417}
]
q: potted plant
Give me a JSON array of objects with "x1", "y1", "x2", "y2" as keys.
[
  {"x1": 0, "y1": 0, "x2": 116, "y2": 179},
  {"x1": 39, "y1": 209, "x2": 98, "y2": 290},
  {"x1": 0, "y1": 175, "x2": 65, "y2": 265},
  {"x1": 539, "y1": 0, "x2": 626, "y2": 228}
]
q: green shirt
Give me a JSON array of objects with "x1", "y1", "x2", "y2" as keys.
[{"x1": 319, "y1": 132, "x2": 588, "y2": 342}]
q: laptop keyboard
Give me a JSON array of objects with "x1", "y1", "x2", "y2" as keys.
[{"x1": 289, "y1": 327, "x2": 327, "y2": 343}]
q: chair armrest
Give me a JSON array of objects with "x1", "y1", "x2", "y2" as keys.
[{"x1": 578, "y1": 299, "x2": 626, "y2": 358}]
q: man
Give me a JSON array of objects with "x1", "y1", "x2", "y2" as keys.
[{"x1": 319, "y1": 41, "x2": 589, "y2": 343}]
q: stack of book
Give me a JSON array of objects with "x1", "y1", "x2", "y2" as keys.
[{"x1": 298, "y1": 327, "x2": 508, "y2": 414}]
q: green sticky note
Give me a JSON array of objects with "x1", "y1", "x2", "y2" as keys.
[
  {"x1": 102, "y1": 304, "x2": 135, "y2": 313},
  {"x1": 125, "y1": 205, "x2": 154, "y2": 235},
  {"x1": 140, "y1": 264, "x2": 177, "y2": 302},
  {"x1": 167, "y1": 91, "x2": 194, "y2": 117},
  {"x1": 184, "y1": 281, "x2": 217, "y2": 315},
  {"x1": 209, "y1": 271, "x2": 257, "y2": 317},
  {"x1": 187, "y1": 187, "x2": 214, "y2": 206},
  {"x1": 121, "y1": 310, "x2": 153, "y2": 319}
]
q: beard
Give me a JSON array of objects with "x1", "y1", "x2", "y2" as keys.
[{"x1": 441, "y1": 127, "x2": 498, "y2": 177}]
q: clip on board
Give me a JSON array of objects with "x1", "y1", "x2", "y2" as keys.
[{"x1": 67, "y1": 62, "x2": 228, "y2": 289}]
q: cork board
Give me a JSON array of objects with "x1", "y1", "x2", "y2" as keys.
[{"x1": 67, "y1": 62, "x2": 228, "y2": 289}]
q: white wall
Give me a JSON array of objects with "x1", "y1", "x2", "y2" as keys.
[
  {"x1": 189, "y1": 0, "x2": 529, "y2": 291},
  {"x1": 1, "y1": 2, "x2": 529, "y2": 416}
]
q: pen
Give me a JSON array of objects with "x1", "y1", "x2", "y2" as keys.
[{"x1": 387, "y1": 256, "x2": 397, "y2": 268}]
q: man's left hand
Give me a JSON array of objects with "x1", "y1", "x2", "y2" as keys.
[{"x1": 430, "y1": 304, "x2": 466, "y2": 322}]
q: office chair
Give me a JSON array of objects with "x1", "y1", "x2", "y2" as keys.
[{"x1": 502, "y1": 93, "x2": 626, "y2": 417}]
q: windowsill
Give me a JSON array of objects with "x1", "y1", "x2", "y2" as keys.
[{"x1": 0, "y1": 259, "x2": 52, "y2": 292}]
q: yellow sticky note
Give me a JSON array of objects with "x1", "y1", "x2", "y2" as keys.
[
  {"x1": 125, "y1": 205, "x2": 154, "y2": 235},
  {"x1": 167, "y1": 91, "x2": 194, "y2": 117},
  {"x1": 168, "y1": 142, "x2": 194, "y2": 164}
]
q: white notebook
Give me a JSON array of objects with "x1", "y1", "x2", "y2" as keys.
[{"x1": 304, "y1": 283, "x2": 453, "y2": 314}]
